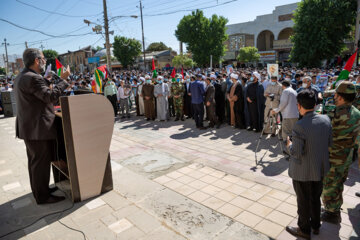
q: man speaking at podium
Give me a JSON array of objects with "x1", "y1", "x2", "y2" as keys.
[{"x1": 14, "y1": 48, "x2": 70, "y2": 204}]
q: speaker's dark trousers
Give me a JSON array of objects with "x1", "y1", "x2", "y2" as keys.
[
  {"x1": 106, "y1": 94, "x2": 118, "y2": 116},
  {"x1": 24, "y1": 139, "x2": 55, "y2": 204},
  {"x1": 192, "y1": 102, "x2": 204, "y2": 127},
  {"x1": 292, "y1": 180, "x2": 323, "y2": 234}
]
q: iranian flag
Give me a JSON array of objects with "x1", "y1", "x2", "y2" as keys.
[
  {"x1": 332, "y1": 49, "x2": 358, "y2": 88},
  {"x1": 170, "y1": 68, "x2": 176, "y2": 82},
  {"x1": 93, "y1": 65, "x2": 108, "y2": 93},
  {"x1": 152, "y1": 58, "x2": 157, "y2": 79},
  {"x1": 55, "y1": 58, "x2": 63, "y2": 77}
]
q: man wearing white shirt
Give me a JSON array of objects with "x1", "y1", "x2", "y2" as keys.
[
  {"x1": 271, "y1": 80, "x2": 299, "y2": 144},
  {"x1": 117, "y1": 80, "x2": 131, "y2": 118}
]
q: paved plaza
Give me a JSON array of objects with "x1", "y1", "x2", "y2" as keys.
[{"x1": 0, "y1": 114, "x2": 359, "y2": 240}]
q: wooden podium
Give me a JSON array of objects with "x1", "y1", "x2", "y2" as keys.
[{"x1": 52, "y1": 94, "x2": 114, "y2": 202}]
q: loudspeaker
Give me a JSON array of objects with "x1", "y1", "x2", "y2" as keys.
[
  {"x1": 3, "y1": 103, "x2": 16, "y2": 117},
  {"x1": 1, "y1": 91, "x2": 15, "y2": 104}
]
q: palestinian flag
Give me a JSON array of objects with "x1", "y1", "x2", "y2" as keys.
[
  {"x1": 332, "y1": 49, "x2": 358, "y2": 89},
  {"x1": 152, "y1": 58, "x2": 157, "y2": 79},
  {"x1": 171, "y1": 68, "x2": 176, "y2": 82},
  {"x1": 91, "y1": 79, "x2": 96, "y2": 93},
  {"x1": 55, "y1": 58, "x2": 63, "y2": 77},
  {"x1": 97, "y1": 65, "x2": 109, "y2": 79}
]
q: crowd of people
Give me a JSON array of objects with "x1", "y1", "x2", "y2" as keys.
[{"x1": 2, "y1": 47, "x2": 360, "y2": 239}]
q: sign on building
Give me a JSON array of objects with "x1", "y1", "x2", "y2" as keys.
[
  {"x1": 259, "y1": 51, "x2": 276, "y2": 61},
  {"x1": 88, "y1": 57, "x2": 100, "y2": 64}
]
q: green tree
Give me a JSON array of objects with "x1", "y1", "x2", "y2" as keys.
[
  {"x1": 172, "y1": 54, "x2": 196, "y2": 68},
  {"x1": 146, "y1": 42, "x2": 171, "y2": 52},
  {"x1": 237, "y1": 47, "x2": 260, "y2": 64},
  {"x1": 0, "y1": 67, "x2": 5, "y2": 75},
  {"x1": 290, "y1": 0, "x2": 356, "y2": 67},
  {"x1": 43, "y1": 49, "x2": 58, "y2": 71},
  {"x1": 175, "y1": 10, "x2": 228, "y2": 66},
  {"x1": 113, "y1": 36, "x2": 142, "y2": 68}
]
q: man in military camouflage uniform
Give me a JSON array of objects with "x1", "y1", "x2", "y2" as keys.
[
  {"x1": 321, "y1": 82, "x2": 360, "y2": 223},
  {"x1": 171, "y1": 74, "x2": 185, "y2": 121}
]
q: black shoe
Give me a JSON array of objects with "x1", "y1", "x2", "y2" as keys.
[
  {"x1": 285, "y1": 226, "x2": 310, "y2": 240},
  {"x1": 271, "y1": 133, "x2": 276, "y2": 137},
  {"x1": 246, "y1": 127, "x2": 252, "y2": 131},
  {"x1": 175, "y1": 118, "x2": 179, "y2": 121},
  {"x1": 313, "y1": 228, "x2": 319, "y2": 235},
  {"x1": 146, "y1": 118, "x2": 150, "y2": 121},
  {"x1": 216, "y1": 123, "x2": 221, "y2": 129},
  {"x1": 199, "y1": 126, "x2": 207, "y2": 130},
  {"x1": 38, "y1": 195, "x2": 65, "y2": 204},
  {"x1": 254, "y1": 129, "x2": 261, "y2": 132},
  {"x1": 356, "y1": 192, "x2": 360, "y2": 197},
  {"x1": 49, "y1": 186, "x2": 58, "y2": 194},
  {"x1": 181, "y1": 117, "x2": 184, "y2": 121},
  {"x1": 321, "y1": 211, "x2": 341, "y2": 224}
]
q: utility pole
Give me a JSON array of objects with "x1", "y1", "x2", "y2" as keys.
[
  {"x1": 103, "y1": 0, "x2": 112, "y2": 73},
  {"x1": 25, "y1": 41, "x2": 28, "y2": 49},
  {"x1": 138, "y1": 0, "x2": 146, "y2": 71},
  {"x1": 2, "y1": 38, "x2": 9, "y2": 75}
]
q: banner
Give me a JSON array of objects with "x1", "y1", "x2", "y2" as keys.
[{"x1": 267, "y1": 64, "x2": 279, "y2": 79}]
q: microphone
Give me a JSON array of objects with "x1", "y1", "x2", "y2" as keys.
[{"x1": 50, "y1": 71, "x2": 62, "y2": 84}]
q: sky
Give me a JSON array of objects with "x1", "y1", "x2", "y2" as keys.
[{"x1": 0, "y1": 0, "x2": 298, "y2": 63}]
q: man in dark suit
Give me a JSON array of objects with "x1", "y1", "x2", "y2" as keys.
[
  {"x1": 286, "y1": 89, "x2": 332, "y2": 239},
  {"x1": 183, "y1": 75, "x2": 193, "y2": 119},
  {"x1": 14, "y1": 48, "x2": 70, "y2": 204},
  {"x1": 205, "y1": 77, "x2": 218, "y2": 128}
]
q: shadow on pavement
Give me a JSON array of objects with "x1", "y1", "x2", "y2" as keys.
[{"x1": 0, "y1": 190, "x2": 86, "y2": 240}]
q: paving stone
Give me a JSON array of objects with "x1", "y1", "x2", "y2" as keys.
[
  {"x1": 3, "y1": 181, "x2": 21, "y2": 191},
  {"x1": 199, "y1": 175, "x2": 218, "y2": 184},
  {"x1": 276, "y1": 202, "x2": 298, "y2": 217},
  {"x1": 202, "y1": 196, "x2": 226, "y2": 210},
  {"x1": 212, "y1": 221, "x2": 269, "y2": 240},
  {"x1": 188, "y1": 191, "x2": 211, "y2": 203},
  {"x1": 100, "y1": 191, "x2": 131, "y2": 211},
  {"x1": 187, "y1": 179, "x2": 208, "y2": 190},
  {"x1": 247, "y1": 202, "x2": 273, "y2": 217},
  {"x1": 235, "y1": 211, "x2": 262, "y2": 228},
  {"x1": 265, "y1": 210, "x2": 294, "y2": 227},
  {"x1": 138, "y1": 226, "x2": 187, "y2": 240},
  {"x1": 257, "y1": 195, "x2": 282, "y2": 209},
  {"x1": 266, "y1": 189, "x2": 291, "y2": 201},
  {"x1": 85, "y1": 198, "x2": 106, "y2": 210},
  {"x1": 201, "y1": 184, "x2": 222, "y2": 195},
  {"x1": 217, "y1": 203, "x2": 243, "y2": 218},
  {"x1": 254, "y1": 219, "x2": 283, "y2": 239},
  {"x1": 126, "y1": 209, "x2": 161, "y2": 233},
  {"x1": 72, "y1": 205, "x2": 114, "y2": 227},
  {"x1": 0, "y1": 169, "x2": 13, "y2": 177},
  {"x1": 230, "y1": 196, "x2": 254, "y2": 209},
  {"x1": 214, "y1": 190, "x2": 237, "y2": 202},
  {"x1": 174, "y1": 184, "x2": 196, "y2": 196},
  {"x1": 238, "y1": 189, "x2": 263, "y2": 201},
  {"x1": 212, "y1": 179, "x2": 233, "y2": 189},
  {"x1": 108, "y1": 218, "x2": 133, "y2": 234}
]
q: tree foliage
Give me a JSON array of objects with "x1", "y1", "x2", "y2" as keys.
[
  {"x1": 175, "y1": 10, "x2": 228, "y2": 67},
  {"x1": 172, "y1": 54, "x2": 195, "y2": 68},
  {"x1": 146, "y1": 42, "x2": 171, "y2": 52},
  {"x1": 113, "y1": 36, "x2": 142, "y2": 68},
  {"x1": 237, "y1": 47, "x2": 260, "y2": 63},
  {"x1": 290, "y1": 0, "x2": 356, "y2": 67},
  {"x1": 43, "y1": 49, "x2": 58, "y2": 71},
  {"x1": 0, "y1": 67, "x2": 5, "y2": 75}
]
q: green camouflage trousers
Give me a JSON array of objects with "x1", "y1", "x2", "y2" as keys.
[
  {"x1": 322, "y1": 148, "x2": 354, "y2": 213},
  {"x1": 174, "y1": 98, "x2": 183, "y2": 117}
]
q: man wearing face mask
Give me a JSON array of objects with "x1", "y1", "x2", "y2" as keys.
[
  {"x1": 154, "y1": 76, "x2": 169, "y2": 121},
  {"x1": 141, "y1": 75, "x2": 155, "y2": 121},
  {"x1": 189, "y1": 74, "x2": 206, "y2": 129},
  {"x1": 321, "y1": 82, "x2": 360, "y2": 223},
  {"x1": 297, "y1": 76, "x2": 322, "y2": 104},
  {"x1": 171, "y1": 74, "x2": 185, "y2": 121},
  {"x1": 14, "y1": 48, "x2": 70, "y2": 204},
  {"x1": 246, "y1": 72, "x2": 265, "y2": 132},
  {"x1": 263, "y1": 76, "x2": 282, "y2": 136}
]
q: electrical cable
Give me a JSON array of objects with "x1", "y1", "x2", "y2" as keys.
[
  {"x1": 15, "y1": 0, "x2": 102, "y2": 18},
  {"x1": 0, "y1": 18, "x2": 95, "y2": 38}
]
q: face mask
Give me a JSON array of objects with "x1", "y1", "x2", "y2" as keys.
[
  {"x1": 186, "y1": 79, "x2": 190, "y2": 83},
  {"x1": 285, "y1": 78, "x2": 291, "y2": 81},
  {"x1": 250, "y1": 77, "x2": 254, "y2": 82},
  {"x1": 157, "y1": 80, "x2": 162, "y2": 84},
  {"x1": 271, "y1": 81, "x2": 276, "y2": 86},
  {"x1": 164, "y1": 79, "x2": 168, "y2": 82},
  {"x1": 302, "y1": 83, "x2": 308, "y2": 88},
  {"x1": 176, "y1": 78, "x2": 180, "y2": 83},
  {"x1": 353, "y1": 81, "x2": 357, "y2": 85},
  {"x1": 146, "y1": 80, "x2": 151, "y2": 84}
]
